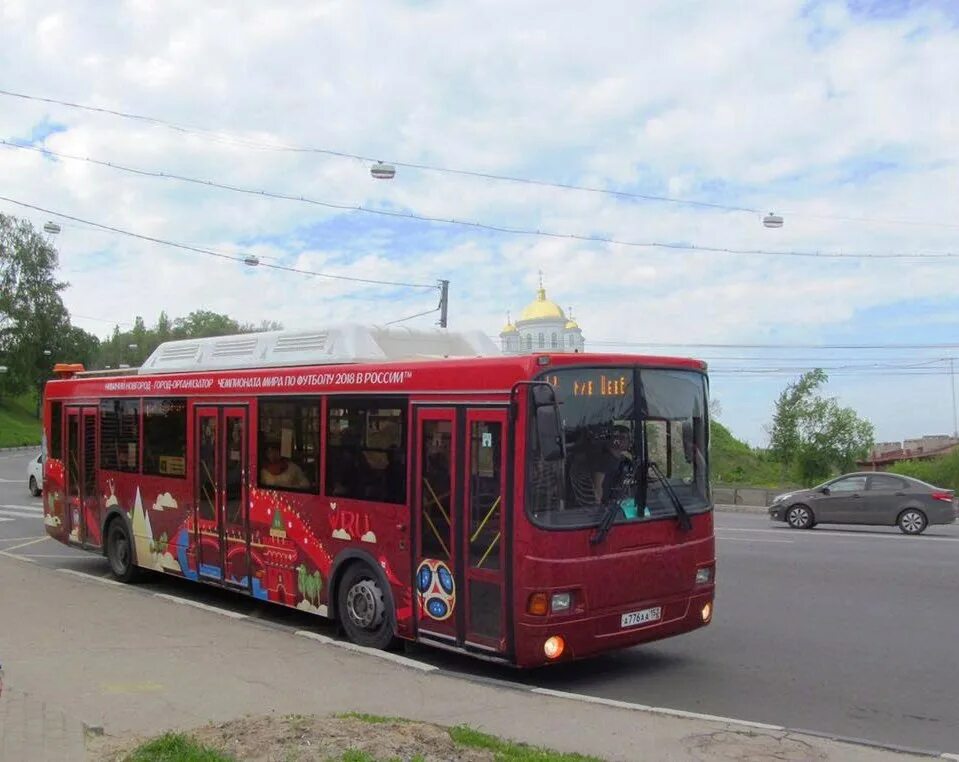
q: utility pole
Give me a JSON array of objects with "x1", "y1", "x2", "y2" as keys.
[
  {"x1": 951, "y1": 357, "x2": 957, "y2": 438},
  {"x1": 438, "y1": 279, "x2": 449, "y2": 328}
]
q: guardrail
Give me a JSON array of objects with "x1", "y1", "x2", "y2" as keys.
[{"x1": 712, "y1": 485, "x2": 801, "y2": 507}]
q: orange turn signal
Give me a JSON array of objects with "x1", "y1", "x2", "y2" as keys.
[
  {"x1": 544, "y1": 635, "x2": 565, "y2": 660},
  {"x1": 527, "y1": 592, "x2": 549, "y2": 616}
]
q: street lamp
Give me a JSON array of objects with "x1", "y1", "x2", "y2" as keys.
[
  {"x1": 243, "y1": 255, "x2": 260, "y2": 267},
  {"x1": 763, "y1": 212, "x2": 784, "y2": 229},
  {"x1": 43, "y1": 221, "x2": 62, "y2": 235},
  {"x1": 43, "y1": 349, "x2": 52, "y2": 357},
  {"x1": 371, "y1": 161, "x2": 396, "y2": 180}
]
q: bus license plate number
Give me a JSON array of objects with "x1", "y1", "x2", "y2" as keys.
[{"x1": 621, "y1": 607, "x2": 662, "y2": 628}]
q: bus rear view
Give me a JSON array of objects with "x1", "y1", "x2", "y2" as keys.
[{"x1": 515, "y1": 363, "x2": 714, "y2": 667}]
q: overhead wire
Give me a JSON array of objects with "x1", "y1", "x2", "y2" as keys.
[
  {"x1": 3, "y1": 140, "x2": 957, "y2": 261},
  {"x1": 0, "y1": 194, "x2": 438, "y2": 291},
  {"x1": 3, "y1": 87, "x2": 958, "y2": 231}
]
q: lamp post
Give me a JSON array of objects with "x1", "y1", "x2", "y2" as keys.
[
  {"x1": 763, "y1": 212, "x2": 784, "y2": 228},
  {"x1": 371, "y1": 161, "x2": 396, "y2": 180}
]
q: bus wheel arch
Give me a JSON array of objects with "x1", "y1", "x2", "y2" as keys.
[{"x1": 330, "y1": 551, "x2": 398, "y2": 650}]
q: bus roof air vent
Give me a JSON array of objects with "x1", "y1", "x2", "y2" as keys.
[{"x1": 137, "y1": 324, "x2": 500, "y2": 374}]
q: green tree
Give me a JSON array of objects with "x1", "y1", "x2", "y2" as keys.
[
  {"x1": 0, "y1": 214, "x2": 98, "y2": 406},
  {"x1": 767, "y1": 369, "x2": 874, "y2": 484}
]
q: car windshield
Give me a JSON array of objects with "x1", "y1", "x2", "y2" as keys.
[{"x1": 527, "y1": 366, "x2": 710, "y2": 529}]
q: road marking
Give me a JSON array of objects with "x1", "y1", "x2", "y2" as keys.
[
  {"x1": 0, "y1": 517, "x2": 13, "y2": 523},
  {"x1": 57, "y1": 569, "x2": 126, "y2": 587},
  {"x1": 0, "y1": 550, "x2": 37, "y2": 563},
  {"x1": 0, "y1": 503, "x2": 43, "y2": 512},
  {"x1": 295, "y1": 630, "x2": 438, "y2": 672},
  {"x1": 717, "y1": 526, "x2": 959, "y2": 543},
  {"x1": 2, "y1": 536, "x2": 48, "y2": 551},
  {"x1": 530, "y1": 687, "x2": 783, "y2": 731},
  {"x1": 0, "y1": 535, "x2": 46, "y2": 543},
  {"x1": 0, "y1": 508, "x2": 43, "y2": 520},
  {"x1": 716, "y1": 536, "x2": 793, "y2": 543},
  {"x1": 153, "y1": 593, "x2": 248, "y2": 619}
]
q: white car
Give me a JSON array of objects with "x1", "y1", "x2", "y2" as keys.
[{"x1": 27, "y1": 452, "x2": 43, "y2": 496}]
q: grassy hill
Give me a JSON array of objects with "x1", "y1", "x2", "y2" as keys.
[
  {"x1": 0, "y1": 393, "x2": 41, "y2": 448},
  {"x1": 710, "y1": 419, "x2": 785, "y2": 487}
]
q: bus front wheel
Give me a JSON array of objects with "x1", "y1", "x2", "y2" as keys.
[
  {"x1": 106, "y1": 520, "x2": 140, "y2": 583},
  {"x1": 337, "y1": 563, "x2": 396, "y2": 650}
]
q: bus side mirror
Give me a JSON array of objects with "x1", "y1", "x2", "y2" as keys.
[{"x1": 536, "y1": 405, "x2": 564, "y2": 462}]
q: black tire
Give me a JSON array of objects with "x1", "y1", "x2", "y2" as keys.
[
  {"x1": 786, "y1": 504, "x2": 814, "y2": 530},
  {"x1": 897, "y1": 508, "x2": 927, "y2": 535},
  {"x1": 336, "y1": 563, "x2": 397, "y2": 650},
  {"x1": 106, "y1": 519, "x2": 140, "y2": 582},
  {"x1": 29, "y1": 476, "x2": 41, "y2": 497}
]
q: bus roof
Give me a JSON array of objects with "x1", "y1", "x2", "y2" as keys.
[{"x1": 137, "y1": 324, "x2": 500, "y2": 374}]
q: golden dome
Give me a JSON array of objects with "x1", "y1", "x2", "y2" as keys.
[
  {"x1": 501, "y1": 322, "x2": 518, "y2": 334},
  {"x1": 565, "y1": 319, "x2": 580, "y2": 330},
  {"x1": 519, "y1": 287, "x2": 566, "y2": 322}
]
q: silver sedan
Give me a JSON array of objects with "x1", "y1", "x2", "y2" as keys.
[{"x1": 768, "y1": 472, "x2": 957, "y2": 535}]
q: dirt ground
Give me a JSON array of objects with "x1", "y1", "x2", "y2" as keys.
[{"x1": 91, "y1": 714, "x2": 499, "y2": 761}]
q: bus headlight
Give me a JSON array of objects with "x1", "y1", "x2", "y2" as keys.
[
  {"x1": 701, "y1": 602, "x2": 713, "y2": 623},
  {"x1": 550, "y1": 592, "x2": 572, "y2": 613},
  {"x1": 695, "y1": 567, "x2": 713, "y2": 585}
]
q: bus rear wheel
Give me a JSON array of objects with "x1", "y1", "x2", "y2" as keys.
[
  {"x1": 337, "y1": 563, "x2": 396, "y2": 650},
  {"x1": 106, "y1": 520, "x2": 140, "y2": 583}
]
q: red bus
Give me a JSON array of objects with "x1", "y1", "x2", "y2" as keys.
[{"x1": 41, "y1": 326, "x2": 714, "y2": 668}]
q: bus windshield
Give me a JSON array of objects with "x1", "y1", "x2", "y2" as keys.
[{"x1": 527, "y1": 367, "x2": 710, "y2": 529}]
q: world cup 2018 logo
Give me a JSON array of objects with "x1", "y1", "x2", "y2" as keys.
[{"x1": 416, "y1": 559, "x2": 455, "y2": 621}]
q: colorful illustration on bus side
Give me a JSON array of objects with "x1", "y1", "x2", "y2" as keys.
[
  {"x1": 43, "y1": 458, "x2": 65, "y2": 529},
  {"x1": 330, "y1": 504, "x2": 377, "y2": 543},
  {"x1": 416, "y1": 559, "x2": 456, "y2": 621}
]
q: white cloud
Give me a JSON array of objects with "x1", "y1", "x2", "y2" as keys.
[{"x1": 2, "y1": 0, "x2": 957, "y2": 444}]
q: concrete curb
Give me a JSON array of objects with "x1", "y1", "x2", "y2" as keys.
[
  {"x1": 713, "y1": 502, "x2": 769, "y2": 514},
  {"x1": 0, "y1": 445, "x2": 40, "y2": 453},
  {"x1": 34, "y1": 564, "x2": 956, "y2": 760}
]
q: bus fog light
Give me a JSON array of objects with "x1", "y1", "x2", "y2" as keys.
[
  {"x1": 544, "y1": 635, "x2": 565, "y2": 660},
  {"x1": 695, "y1": 567, "x2": 712, "y2": 584},
  {"x1": 550, "y1": 592, "x2": 571, "y2": 612},
  {"x1": 701, "y1": 602, "x2": 712, "y2": 623}
]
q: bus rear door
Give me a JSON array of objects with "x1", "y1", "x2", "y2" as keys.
[
  {"x1": 64, "y1": 405, "x2": 99, "y2": 548},
  {"x1": 413, "y1": 407, "x2": 509, "y2": 657}
]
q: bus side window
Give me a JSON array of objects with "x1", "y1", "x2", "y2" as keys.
[
  {"x1": 257, "y1": 398, "x2": 320, "y2": 493},
  {"x1": 326, "y1": 399, "x2": 407, "y2": 504}
]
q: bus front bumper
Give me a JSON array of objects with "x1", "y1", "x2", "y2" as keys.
[{"x1": 513, "y1": 589, "x2": 714, "y2": 668}]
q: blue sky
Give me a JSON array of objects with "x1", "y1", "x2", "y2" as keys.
[{"x1": 1, "y1": 0, "x2": 957, "y2": 445}]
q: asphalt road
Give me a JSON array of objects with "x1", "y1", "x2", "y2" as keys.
[{"x1": 2, "y1": 449, "x2": 958, "y2": 755}]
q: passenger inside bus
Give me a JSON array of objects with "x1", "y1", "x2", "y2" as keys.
[{"x1": 260, "y1": 441, "x2": 310, "y2": 489}]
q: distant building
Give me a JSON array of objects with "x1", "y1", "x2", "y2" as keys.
[
  {"x1": 500, "y1": 276, "x2": 584, "y2": 355},
  {"x1": 858, "y1": 434, "x2": 959, "y2": 471}
]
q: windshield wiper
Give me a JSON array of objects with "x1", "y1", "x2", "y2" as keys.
[
  {"x1": 590, "y1": 458, "x2": 633, "y2": 545},
  {"x1": 648, "y1": 461, "x2": 693, "y2": 531}
]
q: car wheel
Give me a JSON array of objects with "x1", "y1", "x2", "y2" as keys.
[
  {"x1": 786, "y1": 504, "x2": 814, "y2": 529},
  {"x1": 29, "y1": 476, "x2": 41, "y2": 497},
  {"x1": 106, "y1": 520, "x2": 140, "y2": 582},
  {"x1": 897, "y1": 509, "x2": 927, "y2": 535},
  {"x1": 337, "y1": 563, "x2": 397, "y2": 650}
]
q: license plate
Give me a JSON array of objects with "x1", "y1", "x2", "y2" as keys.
[{"x1": 621, "y1": 607, "x2": 662, "y2": 628}]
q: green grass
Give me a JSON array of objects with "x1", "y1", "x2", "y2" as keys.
[
  {"x1": 450, "y1": 725, "x2": 603, "y2": 761},
  {"x1": 710, "y1": 419, "x2": 786, "y2": 487},
  {"x1": 336, "y1": 712, "x2": 408, "y2": 725},
  {"x1": 889, "y1": 447, "x2": 959, "y2": 491},
  {"x1": 0, "y1": 392, "x2": 40, "y2": 448},
  {"x1": 123, "y1": 733, "x2": 233, "y2": 762}
]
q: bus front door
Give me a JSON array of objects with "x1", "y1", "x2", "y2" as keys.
[
  {"x1": 64, "y1": 406, "x2": 99, "y2": 548},
  {"x1": 194, "y1": 406, "x2": 250, "y2": 587},
  {"x1": 413, "y1": 407, "x2": 509, "y2": 656}
]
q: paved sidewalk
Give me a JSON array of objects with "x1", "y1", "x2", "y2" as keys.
[{"x1": 0, "y1": 554, "x2": 932, "y2": 761}]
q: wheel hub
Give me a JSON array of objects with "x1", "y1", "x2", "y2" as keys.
[
  {"x1": 346, "y1": 579, "x2": 384, "y2": 630},
  {"x1": 902, "y1": 512, "x2": 922, "y2": 532}
]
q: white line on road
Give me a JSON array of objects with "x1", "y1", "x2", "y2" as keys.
[
  {"x1": 716, "y1": 536, "x2": 793, "y2": 543},
  {"x1": 0, "y1": 535, "x2": 46, "y2": 543},
  {"x1": 0, "y1": 550, "x2": 37, "y2": 563},
  {"x1": 0, "y1": 517, "x2": 13, "y2": 522},
  {"x1": 531, "y1": 687, "x2": 784, "y2": 731},
  {"x1": 2, "y1": 536, "x2": 48, "y2": 551},
  {"x1": 153, "y1": 593, "x2": 248, "y2": 619},
  {"x1": 295, "y1": 629, "x2": 438, "y2": 672},
  {"x1": 0, "y1": 509, "x2": 40, "y2": 520},
  {"x1": 717, "y1": 525, "x2": 959, "y2": 543},
  {"x1": 0, "y1": 503, "x2": 43, "y2": 512},
  {"x1": 57, "y1": 569, "x2": 126, "y2": 587}
]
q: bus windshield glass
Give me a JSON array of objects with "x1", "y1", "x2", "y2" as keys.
[{"x1": 527, "y1": 367, "x2": 710, "y2": 529}]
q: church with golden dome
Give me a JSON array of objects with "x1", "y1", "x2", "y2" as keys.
[{"x1": 500, "y1": 275, "x2": 584, "y2": 354}]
